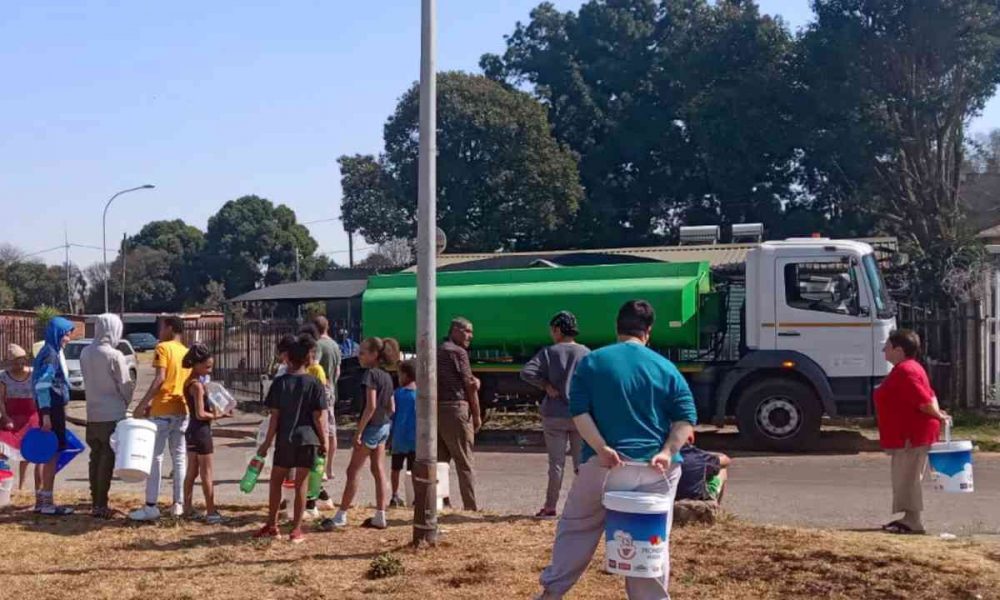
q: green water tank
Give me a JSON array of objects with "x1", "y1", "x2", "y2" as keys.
[{"x1": 362, "y1": 261, "x2": 711, "y2": 357}]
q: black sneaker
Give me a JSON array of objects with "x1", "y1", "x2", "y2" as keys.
[{"x1": 389, "y1": 496, "x2": 405, "y2": 508}]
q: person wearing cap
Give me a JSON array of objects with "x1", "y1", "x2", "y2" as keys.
[
  {"x1": 521, "y1": 311, "x2": 591, "y2": 519},
  {"x1": 1, "y1": 344, "x2": 39, "y2": 490}
]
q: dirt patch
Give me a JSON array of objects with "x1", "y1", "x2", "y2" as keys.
[{"x1": 0, "y1": 492, "x2": 996, "y2": 599}]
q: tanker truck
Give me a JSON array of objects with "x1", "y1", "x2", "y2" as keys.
[{"x1": 362, "y1": 237, "x2": 896, "y2": 451}]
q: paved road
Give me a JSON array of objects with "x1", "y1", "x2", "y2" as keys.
[
  {"x1": 42, "y1": 416, "x2": 999, "y2": 536},
  {"x1": 47, "y1": 361, "x2": 998, "y2": 535}
]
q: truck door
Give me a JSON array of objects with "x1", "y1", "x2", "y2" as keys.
[{"x1": 773, "y1": 255, "x2": 874, "y2": 414}]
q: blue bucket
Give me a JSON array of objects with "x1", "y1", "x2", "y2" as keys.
[
  {"x1": 21, "y1": 428, "x2": 58, "y2": 464},
  {"x1": 55, "y1": 429, "x2": 85, "y2": 474},
  {"x1": 603, "y1": 491, "x2": 672, "y2": 578}
]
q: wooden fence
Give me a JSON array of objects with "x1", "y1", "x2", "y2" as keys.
[{"x1": 0, "y1": 317, "x2": 40, "y2": 362}]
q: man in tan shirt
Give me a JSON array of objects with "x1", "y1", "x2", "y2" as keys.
[{"x1": 437, "y1": 317, "x2": 481, "y2": 511}]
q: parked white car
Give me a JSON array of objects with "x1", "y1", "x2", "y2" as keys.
[{"x1": 64, "y1": 339, "x2": 138, "y2": 398}]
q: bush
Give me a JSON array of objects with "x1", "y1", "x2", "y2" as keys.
[{"x1": 367, "y1": 553, "x2": 405, "y2": 580}]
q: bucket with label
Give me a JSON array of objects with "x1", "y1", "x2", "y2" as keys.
[
  {"x1": 404, "y1": 462, "x2": 450, "y2": 510},
  {"x1": 603, "y1": 491, "x2": 672, "y2": 578},
  {"x1": 928, "y1": 423, "x2": 974, "y2": 493},
  {"x1": 111, "y1": 418, "x2": 158, "y2": 483}
]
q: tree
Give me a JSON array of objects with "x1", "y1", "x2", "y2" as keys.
[
  {"x1": 340, "y1": 72, "x2": 583, "y2": 252},
  {"x1": 483, "y1": 0, "x2": 801, "y2": 245},
  {"x1": 0, "y1": 282, "x2": 14, "y2": 308},
  {"x1": 966, "y1": 129, "x2": 1000, "y2": 174},
  {"x1": 129, "y1": 219, "x2": 206, "y2": 307},
  {"x1": 339, "y1": 154, "x2": 407, "y2": 245},
  {"x1": 84, "y1": 248, "x2": 176, "y2": 313},
  {"x1": 4, "y1": 261, "x2": 71, "y2": 311},
  {"x1": 203, "y1": 195, "x2": 320, "y2": 296},
  {"x1": 358, "y1": 239, "x2": 414, "y2": 272},
  {"x1": 796, "y1": 0, "x2": 1000, "y2": 300}
]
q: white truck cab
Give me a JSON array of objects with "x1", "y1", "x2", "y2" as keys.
[{"x1": 715, "y1": 238, "x2": 896, "y2": 449}]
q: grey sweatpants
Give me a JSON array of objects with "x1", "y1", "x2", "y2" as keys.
[
  {"x1": 542, "y1": 416, "x2": 583, "y2": 511},
  {"x1": 539, "y1": 458, "x2": 681, "y2": 600}
]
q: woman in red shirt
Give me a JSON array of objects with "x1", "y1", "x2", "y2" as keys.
[{"x1": 874, "y1": 329, "x2": 949, "y2": 534}]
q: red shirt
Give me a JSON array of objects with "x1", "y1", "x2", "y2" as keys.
[{"x1": 873, "y1": 359, "x2": 940, "y2": 449}]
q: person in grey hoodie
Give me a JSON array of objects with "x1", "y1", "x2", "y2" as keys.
[
  {"x1": 521, "y1": 311, "x2": 591, "y2": 519},
  {"x1": 80, "y1": 313, "x2": 134, "y2": 518}
]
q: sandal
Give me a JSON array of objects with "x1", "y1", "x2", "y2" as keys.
[
  {"x1": 881, "y1": 520, "x2": 903, "y2": 532},
  {"x1": 884, "y1": 522, "x2": 925, "y2": 535},
  {"x1": 91, "y1": 507, "x2": 117, "y2": 520}
]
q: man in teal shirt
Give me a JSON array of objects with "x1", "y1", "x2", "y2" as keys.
[{"x1": 538, "y1": 300, "x2": 696, "y2": 600}]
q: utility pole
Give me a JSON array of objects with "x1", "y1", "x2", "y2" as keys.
[
  {"x1": 412, "y1": 0, "x2": 438, "y2": 548},
  {"x1": 348, "y1": 232, "x2": 355, "y2": 268},
  {"x1": 64, "y1": 227, "x2": 72, "y2": 314},
  {"x1": 121, "y1": 234, "x2": 127, "y2": 316}
]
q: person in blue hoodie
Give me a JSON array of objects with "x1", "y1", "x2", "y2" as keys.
[{"x1": 32, "y1": 316, "x2": 76, "y2": 515}]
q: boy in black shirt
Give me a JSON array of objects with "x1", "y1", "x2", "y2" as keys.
[{"x1": 255, "y1": 335, "x2": 329, "y2": 543}]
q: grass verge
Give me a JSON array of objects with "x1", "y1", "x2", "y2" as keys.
[{"x1": 0, "y1": 492, "x2": 997, "y2": 599}]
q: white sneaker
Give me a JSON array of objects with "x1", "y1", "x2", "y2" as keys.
[
  {"x1": 331, "y1": 510, "x2": 348, "y2": 528},
  {"x1": 368, "y1": 510, "x2": 387, "y2": 530},
  {"x1": 129, "y1": 505, "x2": 161, "y2": 522},
  {"x1": 304, "y1": 507, "x2": 321, "y2": 520},
  {"x1": 170, "y1": 503, "x2": 184, "y2": 518}
]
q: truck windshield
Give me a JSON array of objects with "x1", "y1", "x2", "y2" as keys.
[{"x1": 862, "y1": 253, "x2": 894, "y2": 319}]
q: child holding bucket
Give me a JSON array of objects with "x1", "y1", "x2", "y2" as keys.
[
  {"x1": 325, "y1": 337, "x2": 398, "y2": 530},
  {"x1": 389, "y1": 360, "x2": 417, "y2": 508},
  {"x1": 256, "y1": 334, "x2": 329, "y2": 543},
  {"x1": 182, "y1": 344, "x2": 225, "y2": 524},
  {"x1": 875, "y1": 329, "x2": 949, "y2": 535}
]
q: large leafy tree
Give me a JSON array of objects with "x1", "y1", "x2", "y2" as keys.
[
  {"x1": 483, "y1": 0, "x2": 801, "y2": 245},
  {"x1": 340, "y1": 72, "x2": 583, "y2": 252},
  {"x1": 4, "y1": 260, "x2": 81, "y2": 312},
  {"x1": 796, "y1": 0, "x2": 1000, "y2": 298},
  {"x1": 85, "y1": 247, "x2": 176, "y2": 313},
  {"x1": 128, "y1": 219, "x2": 206, "y2": 307},
  {"x1": 203, "y1": 195, "x2": 319, "y2": 296}
]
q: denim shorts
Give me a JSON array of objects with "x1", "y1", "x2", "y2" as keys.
[{"x1": 361, "y1": 422, "x2": 391, "y2": 449}]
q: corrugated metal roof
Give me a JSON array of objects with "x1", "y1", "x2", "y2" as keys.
[
  {"x1": 409, "y1": 237, "x2": 898, "y2": 273},
  {"x1": 226, "y1": 279, "x2": 367, "y2": 303}
]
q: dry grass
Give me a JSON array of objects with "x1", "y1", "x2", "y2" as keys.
[{"x1": 0, "y1": 492, "x2": 998, "y2": 600}]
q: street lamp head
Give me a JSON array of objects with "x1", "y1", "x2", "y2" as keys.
[{"x1": 141, "y1": 184, "x2": 155, "y2": 189}]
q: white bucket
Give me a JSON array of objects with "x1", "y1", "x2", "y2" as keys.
[
  {"x1": 404, "y1": 462, "x2": 450, "y2": 510},
  {"x1": 112, "y1": 418, "x2": 158, "y2": 483},
  {"x1": 603, "y1": 491, "x2": 672, "y2": 578},
  {"x1": 0, "y1": 476, "x2": 12, "y2": 508},
  {"x1": 928, "y1": 440, "x2": 974, "y2": 493}
]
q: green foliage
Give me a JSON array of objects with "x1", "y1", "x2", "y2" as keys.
[
  {"x1": 0, "y1": 281, "x2": 13, "y2": 308},
  {"x1": 203, "y1": 195, "x2": 320, "y2": 297},
  {"x1": 34, "y1": 305, "x2": 58, "y2": 328},
  {"x1": 795, "y1": 0, "x2": 1000, "y2": 300},
  {"x1": 340, "y1": 72, "x2": 583, "y2": 252},
  {"x1": 483, "y1": 0, "x2": 802, "y2": 246},
  {"x1": 367, "y1": 553, "x2": 404, "y2": 580}
]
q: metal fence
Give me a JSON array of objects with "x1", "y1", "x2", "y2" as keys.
[{"x1": 895, "y1": 300, "x2": 997, "y2": 409}]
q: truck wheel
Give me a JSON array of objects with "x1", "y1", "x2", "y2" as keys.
[{"x1": 736, "y1": 378, "x2": 821, "y2": 452}]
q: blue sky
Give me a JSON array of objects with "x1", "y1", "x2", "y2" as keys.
[{"x1": 2, "y1": 0, "x2": 997, "y2": 268}]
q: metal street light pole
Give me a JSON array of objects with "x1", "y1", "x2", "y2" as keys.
[
  {"x1": 103, "y1": 185, "x2": 155, "y2": 313},
  {"x1": 412, "y1": 0, "x2": 438, "y2": 547}
]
